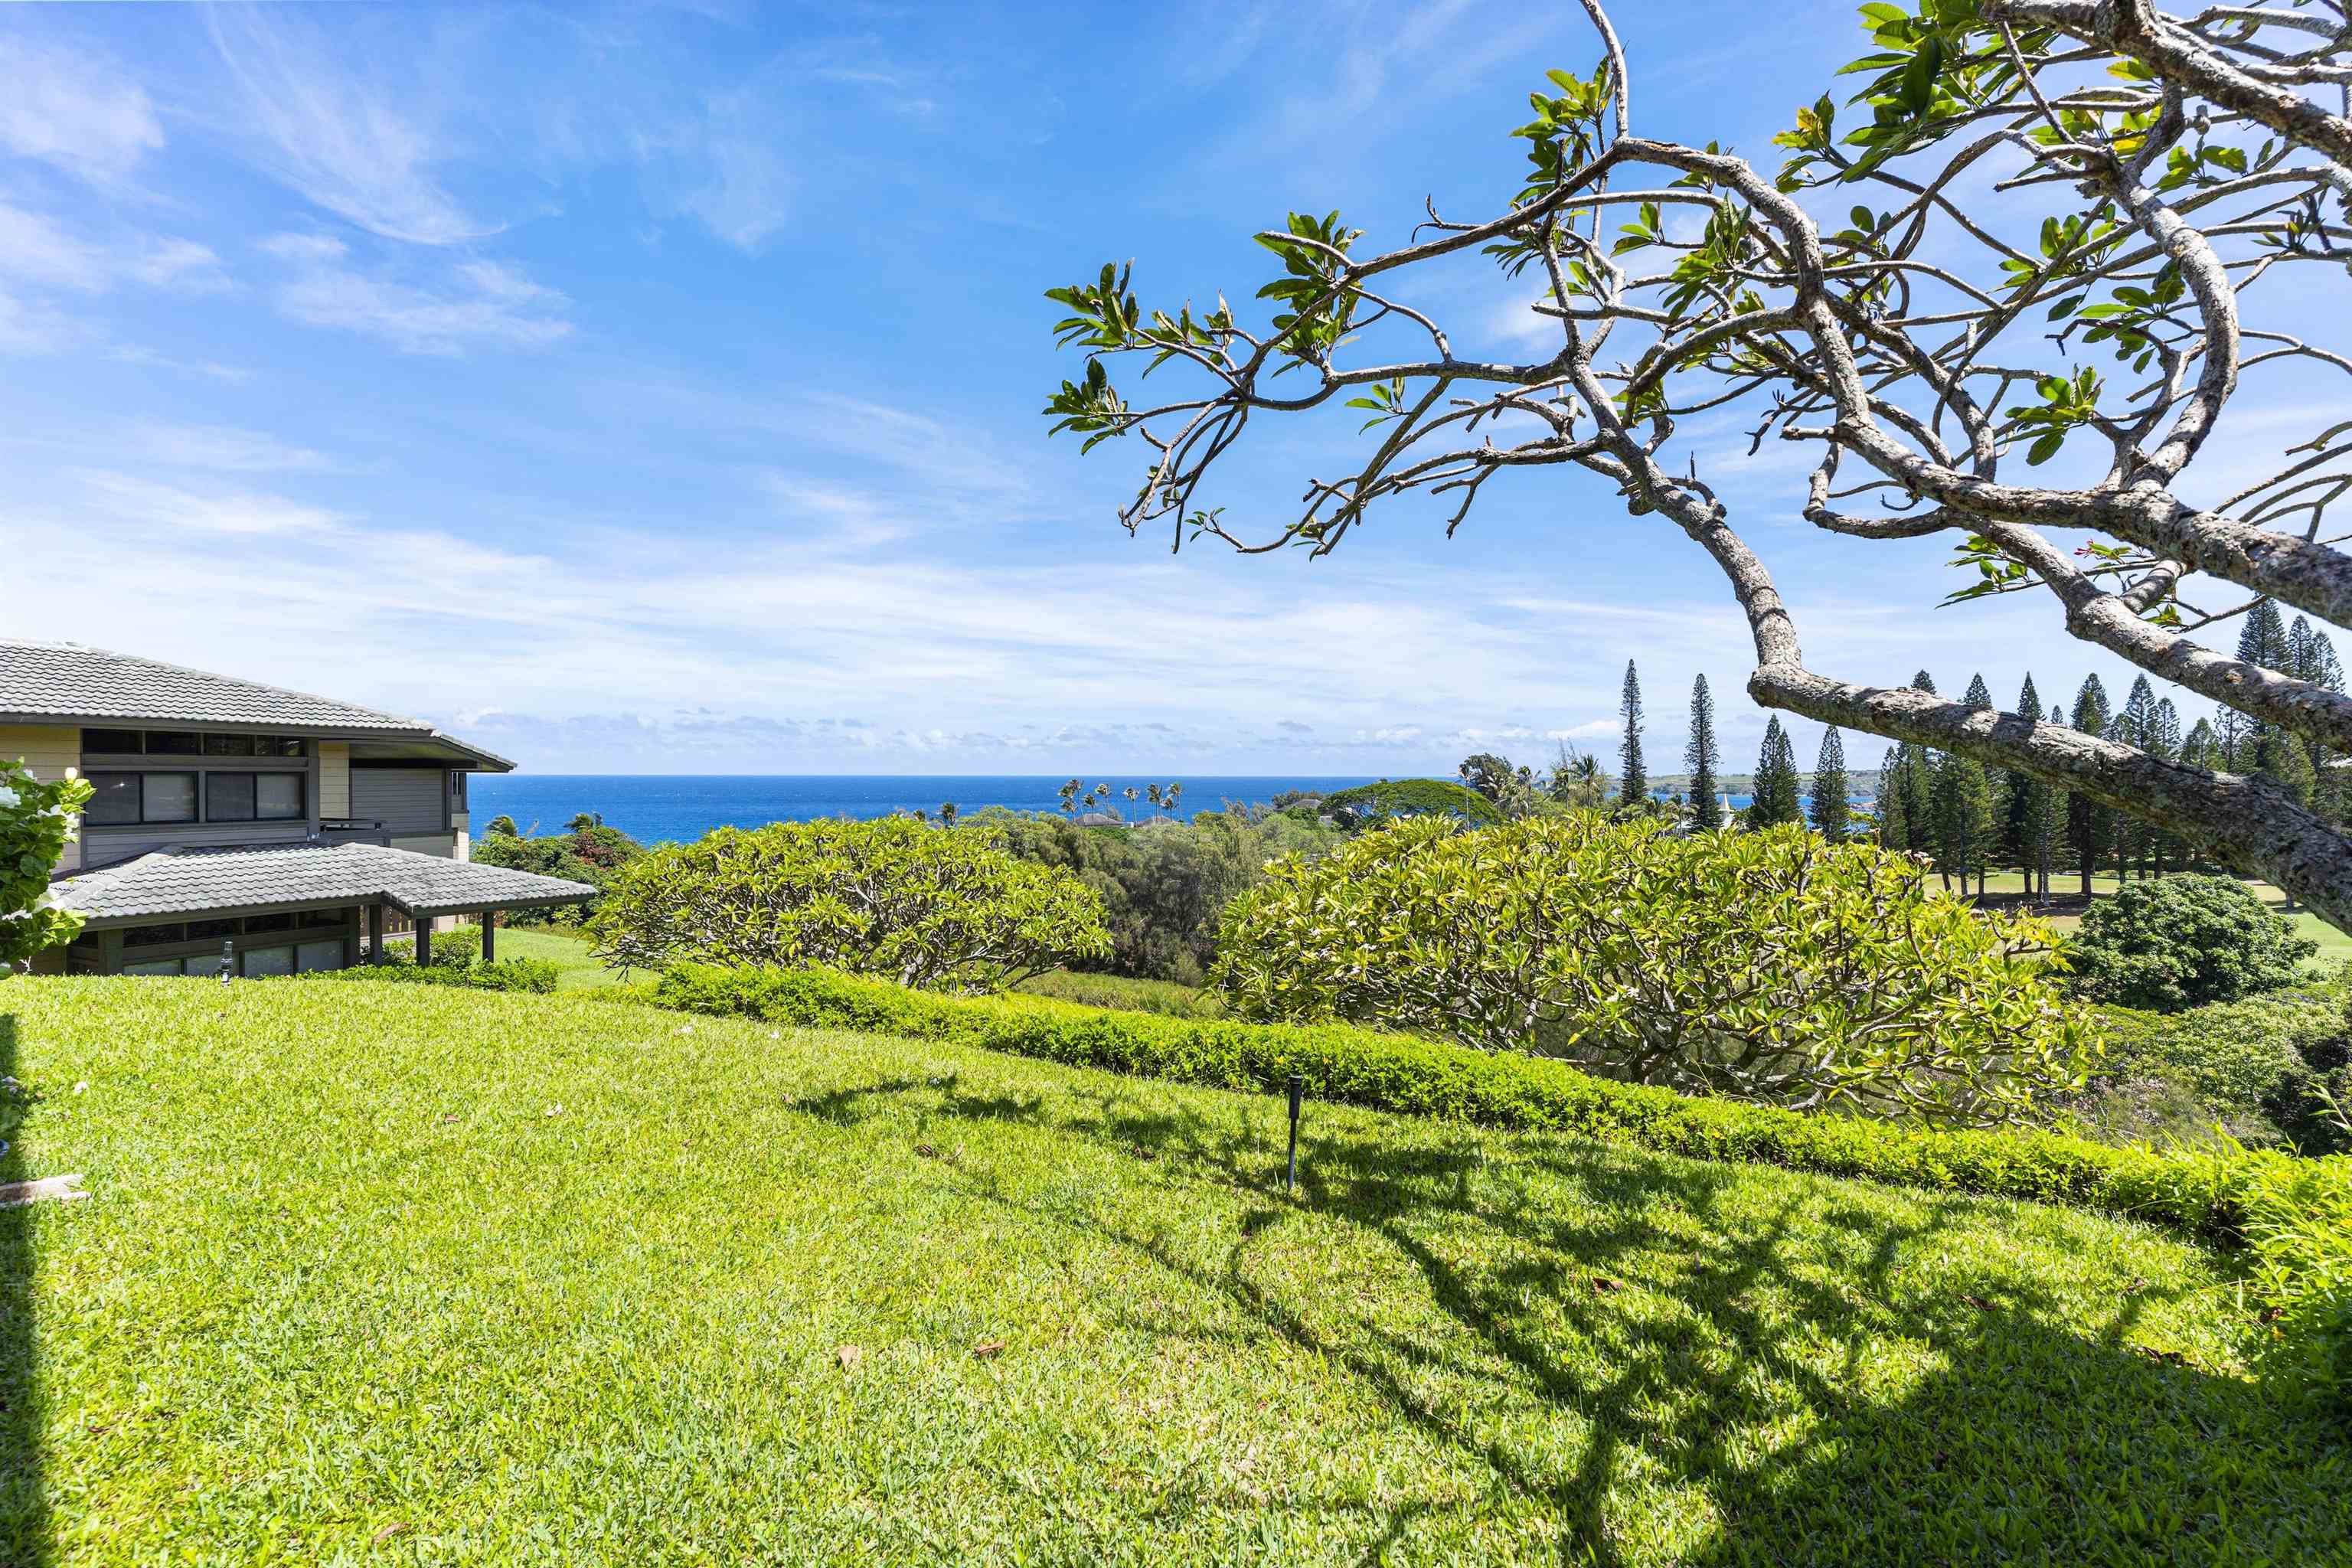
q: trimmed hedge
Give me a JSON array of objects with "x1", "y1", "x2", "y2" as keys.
[
  {"x1": 322, "y1": 957, "x2": 560, "y2": 995},
  {"x1": 652, "y1": 962, "x2": 2352, "y2": 1403}
]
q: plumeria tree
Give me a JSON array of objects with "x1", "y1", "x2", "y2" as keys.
[
  {"x1": 1, "y1": 760, "x2": 93, "y2": 973},
  {"x1": 1043, "y1": 0, "x2": 2352, "y2": 925}
]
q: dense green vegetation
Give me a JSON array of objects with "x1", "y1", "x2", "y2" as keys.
[
  {"x1": 469, "y1": 818, "x2": 647, "y2": 927},
  {"x1": 1215, "y1": 816, "x2": 2094, "y2": 1127},
  {"x1": 2077, "y1": 982, "x2": 2352, "y2": 1156},
  {"x1": 590, "y1": 816, "x2": 1109, "y2": 989},
  {"x1": 0, "y1": 762, "x2": 90, "y2": 971},
  {"x1": 2071, "y1": 874, "x2": 2318, "y2": 1013},
  {"x1": 965, "y1": 807, "x2": 1339, "y2": 985},
  {"x1": 4, "y1": 977, "x2": 2345, "y2": 1563}
]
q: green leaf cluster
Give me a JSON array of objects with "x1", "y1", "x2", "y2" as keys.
[
  {"x1": 0, "y1": 757, "x2": 95, "y2": 972},
  {"x1": 1211, "y1": 814, "x2": 2099, "y2": 1128},
  {"x1": 586, "y1": 815, "x2": 1111, "y2": 993},
  {"x1": 2004, "y1": 364, "x2": 2102, "y2": 466}
]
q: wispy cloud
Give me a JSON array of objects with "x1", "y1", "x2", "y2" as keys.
[
  {"x1": 260, "y1": 234, "x2": 571, "y2": 354},
  {"x1": 126, "y1": 422, "x2": 335, "y2": 472},
  {"x1": 0, "y1": 203, "x2": 227, "y2": 295},
  {"x1": 204, "y1": 5, "x2": 489, "y2": 245},
  {"x1": 0, "y1": 33, "x2": 165, "y2": 187},
  {"x1": 68, "y1": 469, "x2": 343, "y2": 534}
]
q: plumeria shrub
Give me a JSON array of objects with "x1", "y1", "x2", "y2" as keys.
[
  {"x1": 1214, "y1": 815, "x2": 2097, "y2": 1128},
  {"x1": 0, "y1": 760, "x2": 93, "y2": 973},
  {"x1": 590, "y1": 815, "x2": 1110, "y2": 992}
]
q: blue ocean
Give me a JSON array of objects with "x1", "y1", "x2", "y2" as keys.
[{"x1": 467, "y1": 775, "x2": 1378, "y2": 845}]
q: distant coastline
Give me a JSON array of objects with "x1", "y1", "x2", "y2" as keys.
[{"x1": 466, "y1": 773, "x2": 1377, "y2": 846}]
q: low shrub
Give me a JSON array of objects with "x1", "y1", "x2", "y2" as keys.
[
  {"x1": 590, "y1": 816, "x2": 1110, "y2": 991},
  {"x1": 2071, "y1": 874, "x2": 2316, "y2": 1012},
  {"x1": 652, "y1": 961, "x2": 2352, "y2": 1404},
  {"x1": 1215, "y1": 815, "x2": 2096, "y2": 1128},
  {"x1": 1015, "y1": 968, "x2": 1226, "y2": 1018},
  {"x1": 2089, "y1": 984, "x2": 2350, "y2": 1154},
  {"x1": 324, "y1": 957, "x2": 560, "y2": 994}
]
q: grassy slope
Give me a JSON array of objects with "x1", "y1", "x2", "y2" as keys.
[
  {"x1": 1, "y1": 981, "x2": 2344, "y2": 1566},
  {"x1": 485, "y1": 926, "x2": 632, "y2": 990}
]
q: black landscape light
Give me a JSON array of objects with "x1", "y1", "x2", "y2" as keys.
[{"x1": 1285, "y1": 1074, "x2": 1304, "y2": 1194}]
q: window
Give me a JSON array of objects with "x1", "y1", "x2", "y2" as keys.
[
  {"x1": 87, "y1": 773, "x2": 140, "y2": 826},
  {"x1": 241, "y1": 946, "x2": 295, "y2": 977},
  {"x1": 260, "y1": 737, "x2": 307, "y2": 757},
  {"x1": 243, "y1": 912, "x2": 296, "y2": 934},
  {"x1": 207, "y1": 773, "x2": 255, "y2": 822},
  {"x1": 144, "y1": 773, "x2": 197, "y2": 822},
  {"x1": 256, "y1": 773, "x2": 304, "y2": 819},
  {"x1": 145, "y1": 731, "x2": 201, "y2": 755},
  {"x1": 122, "y1": 959, "x2": 191, "y2": 978},
  {"x1": 204, "y1": 773, "x2": 303, "y2": 822},
  {"x1": 122, "y1": 922, "x2": 188, "y2": 947},
  {"x1": 204, "y1": 734, "x2": 255, "y2": 757},
  {"x1": 83, "y1": 728, "x2": 142, "y2": 754},
  {"x1": 87, "y1": 772, "x2": 197, "y2": 825},
  {"x1": 296, "y1": 939, "x2": 344, "y2": 973},
  {"x1": 296, "y1": 910, "x2": 345, "y2": 929},
  {"x1": 188, "y1": 919, "x2": 237, "y2": 942},
  {"x1": 450, "y1": 772, "x2": 469, "y2": 810}
]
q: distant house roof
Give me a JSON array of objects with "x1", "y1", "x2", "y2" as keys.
[
  {"x1": 50, "y1": 841, "x2": 596, "y2": 926},
  {"x1": 0, "y1": 639, "x2": 514, "y2": 770}
]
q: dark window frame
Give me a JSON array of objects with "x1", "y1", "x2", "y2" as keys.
[{"x1": 85, "y1": 770, "x2": 200, "y2": 825}]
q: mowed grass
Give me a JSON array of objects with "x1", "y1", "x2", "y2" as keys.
[
  {"x1": 1, "y1": 980, "x2": 2346, "y2": 1566},
  {"x1": 481, "y1": 925, "x2": 632, "y2": 989}
]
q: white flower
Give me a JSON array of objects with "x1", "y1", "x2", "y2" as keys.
[{"x1": 0, "y1": 787, "x2": 18, "y2": 809}]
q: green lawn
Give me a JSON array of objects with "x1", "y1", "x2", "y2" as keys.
[
  {"x1": 485, "y1": 925, "x2": 633, "y2": 989},
  {"x1": 1, "y1": 978, "x2": 2344, "y2": 1564}
]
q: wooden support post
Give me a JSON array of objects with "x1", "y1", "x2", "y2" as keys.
[
  {"x1": 368, "y1": 903, "x2": 386, "y2": 965},
  {"x1": 480, "y1": 914, "x2": 495, "y2": 964},
  {"x1": 415, "y1": 918, "x2": 433, "y2": 968}
]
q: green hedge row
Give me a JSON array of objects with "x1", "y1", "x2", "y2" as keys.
[
  {"x1": 322, "y1": 957, "x2": 560, "y2": 994},
  {"x1": 651, "y1": 962, "x2": 2351, "y2": 1402}
]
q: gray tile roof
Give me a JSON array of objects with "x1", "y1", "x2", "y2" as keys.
[
  {"x1": 0, "y1": 640, "x2": 515, "y2": 770},
  {"x1": 51, "y1": 841, "x2": 598, "y2": 924}
]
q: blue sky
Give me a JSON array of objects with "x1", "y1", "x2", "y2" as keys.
[{"x1": 0, "y1": 0, "x2": 2292, "y2": 776}]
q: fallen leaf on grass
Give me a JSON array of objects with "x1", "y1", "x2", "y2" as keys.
[
  {"x1": 2124, "y1": 1276, "x2": 2148, "y2": 1295},
  {"x1": 1959, "y1": 1294, "x2": 1994, "y2": 1312},
  {"x1": 373, "y1": 1522, "x2": 410, "y2": 1544},
  {"x1": 915, "y1": 1142, "x2": 941, "y2": 1159},
  {"x1": 2135, "y1": 1344, "x2": 2187, "y2": 1365},
  {"x1": 972, "y1": 1339, "x2": 1006, "y2": 1359},
  {"x1": 1590, "y1": 1276, "x2": 1622, "y2": 1294},
  {"x1": 1131, "y1": 1145, "x2": 1158, "y2": 1161},
  {"x1": 836, "y1": 1344, "x2": 863, "y2": 1371}
]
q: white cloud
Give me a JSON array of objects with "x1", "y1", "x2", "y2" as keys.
[
  {"x1": 69, "y1": 470, "x2": 342, "y2": 535},
  {"x1": 0, "y1": 34, "x2": 165, "y2": 186},
  {"x1": 126, "y1": 423, "x2": 334, "y2": 473},
  {"x1": 0, "y1": 202, "x2": 229, "y2": 295},
  {"x1": 263, "y1": 240, "x2": 571, "y2": 354},
  {"x1": 204, "y1": 5, "x2": 489, "y2": 245}
]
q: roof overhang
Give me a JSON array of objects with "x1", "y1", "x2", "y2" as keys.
[{"x1": 0, "y1": 713, "x2": 516, "y2": 772}]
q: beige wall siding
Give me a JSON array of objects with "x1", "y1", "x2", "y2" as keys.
[
  {"x1": 2, "y1": 724, "x2": 82, "y2": 873},
  {"x1": 318, "y1": 742, "x2": 351, "y2": 817}
]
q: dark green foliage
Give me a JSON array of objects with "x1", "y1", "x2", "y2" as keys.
[
  {"x1": 1618, "y1": 659, "x2": 1646, "y2": 804},
  {"x1": 469, "y1": 822, "x2": 647, "y2": 926},
  {"x1": 1684, "y1": 675, "x2": 1721, "y2": 831},
  {"x1": 652, "y1": 962, "x2": 2352, "y2": 1403},
  {"x1": 2091, "y1": 986, "x2": 2350, "y2": 1155},
  {"x1": 2069, "y1": 676, "x2": 2114, "y2": 894},
  {"x1": 969, "y1": 808, "x2": 1341, "y2": 985},
  {"x1": 1315, "y1": 778, "x2": 1501, "y2": 830},
  {"x1": 1808, "y1": 726, "x2": 1850, "y2": 842},
  {"x1": 1746, "y1": 718, "x2": 1802, "y2": 828},
  {"x1": 322, "y1": 957, "x2": 560, "y2": 993},
  {"x1": 2073, "y1": 875, "x2": 2319, "y2": 1013},
  {"x1": 1014, "y1": 968, "x2": 1226, "y2": 1018}
]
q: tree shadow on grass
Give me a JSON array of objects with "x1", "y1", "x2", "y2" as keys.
[
  {"x1": 0, "y1": 1014, "x2": 47, "y2": 1567},
  {"x1": 825, "y1": 1070, "x2": 2350, "y2": 1564}
]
